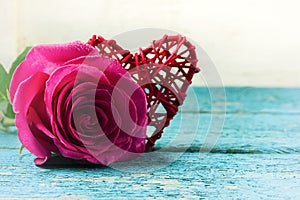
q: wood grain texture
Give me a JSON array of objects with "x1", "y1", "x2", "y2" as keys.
[{"x1": 0, "y1": 87, "x2": 300, "y2": 199}]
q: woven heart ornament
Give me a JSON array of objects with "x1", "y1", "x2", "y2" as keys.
[{"x1": 87, "y1": 34, "x2": 199, "y2": 151}]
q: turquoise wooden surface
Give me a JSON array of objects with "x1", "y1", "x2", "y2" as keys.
[{"x1": 0, "y1": 87, "x2": 300, "y2": 199}]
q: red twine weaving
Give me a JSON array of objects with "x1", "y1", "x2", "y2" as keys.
[{"x1": 87, "y1": 35, "x2": 200, "y2": 151}]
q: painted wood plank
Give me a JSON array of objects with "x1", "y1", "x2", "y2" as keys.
[{"x1": 0, "y1": 87, "x2": 299, "y2": 199}]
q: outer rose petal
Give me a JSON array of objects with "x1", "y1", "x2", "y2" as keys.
[
  {"x1": 13, "y1": 72, "x2": 52, "y2": 159},
  {"x1": 10, "y1": 41, "x2": 99, "y2": 103},
  {"x1": 65, "y1": 55, "x2": 128, "y2": 77}
]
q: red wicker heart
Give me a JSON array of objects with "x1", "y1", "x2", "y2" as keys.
[{"x1": 87, "y1": 34, "x2": 199, "y2": 151}]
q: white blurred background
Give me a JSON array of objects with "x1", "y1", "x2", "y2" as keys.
[{"x1": 1, "y1": 0, "x2": 300, "y2": 86}]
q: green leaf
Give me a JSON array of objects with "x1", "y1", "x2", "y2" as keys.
[
  {"x1": 9, "y1": 46, "x2": 32, "y2": 81},
  {"x1": 5, "y1": 102, "x2": 15, "y2": 118},
  {"x1": 6, "y1": 89, "x2": 11, "y2": 103},
  {"x1": 0, "y1": 101, "x2": 8, "y2": 114},
  {"x1": 0, "y1": 64, "x2": 9, "y2": 100},
  {"x1": 0, "y1": 92, "x2": 7, "y2": 102},
  {"x1": 4, "y1": 88, "x2": 14, "y2": 118}
]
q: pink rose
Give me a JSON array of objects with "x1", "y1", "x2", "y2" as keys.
[{"x1": 10, "y1": 41, "x2": 148, "y2": 166}]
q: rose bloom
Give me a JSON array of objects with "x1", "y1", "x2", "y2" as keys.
[{"x1": 10, "y1": 41, "x2": 148, "y2": 166}]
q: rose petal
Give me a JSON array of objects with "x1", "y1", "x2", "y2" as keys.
[
  {"x1": 10, "y1": 41, "x2": 98, "y2": 102},
  {"x1": 34, "y1": 157, "x2": 49, "y2": 166},
  {"x1": 27, "y1": 107, "x2": 59, "y2": 154},
  {"x1": 104, "y1": 71, "x2": 147, "y2": 127},
  {"x1": 65, "y1": 55, "x2": 128, "y2": 77},
  {"x1": 13, "y1": 72, "x2": 52, "y2": 158}
]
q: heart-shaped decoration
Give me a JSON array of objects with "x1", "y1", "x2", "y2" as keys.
[{"x1": 87, "y1": 34, "x2": 199, "y2": 151}]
